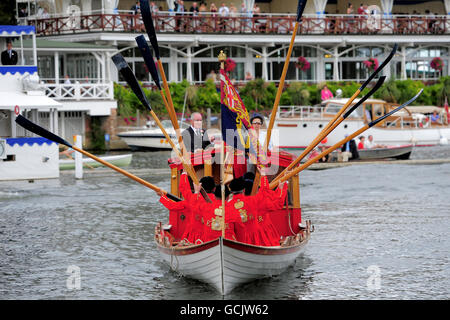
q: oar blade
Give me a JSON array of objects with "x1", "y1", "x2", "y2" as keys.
[
  {"x1": 111, "y1": 53, "x2": 152, "y2": 111},
  {"x1": 296, "y1": 0, "x2": 307, "y2": 22},
  {"x1": 136, "y1": 35, "x2": 162, "y2": 90},
  {"x1": 343, "y1": 76, "x2": 386, "y2": 119},
  {"x1": 140, "y1": 0, "x2": 160, "y2": 59},
  {"x1": 370, "y1": 89, "x2": 424, "y2": 127},
  {"x1": 15, "y1": 115, "x2": 72, "y2": 147},
  {"x1": 360, "y1": 44, "x2": 398, "y2": 90}
]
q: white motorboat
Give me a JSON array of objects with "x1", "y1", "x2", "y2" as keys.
[
  {"x1": 117, "y1": 120, "x2": 189, "y2": 151},
  {"x1": 275, "y1": 99, "x2": 450, "y2": 150}
]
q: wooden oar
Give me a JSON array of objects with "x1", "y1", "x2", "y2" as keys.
[
  {"x1": 139, "y1": 0, "x2": 179, "y2": 139},
  {"x1": 270, "y1": 44, "x2": 398, "y2": 187},
  {"x1": 269, "y1": 89, "x2": 424, "y2": 188},
  {"x1": 250, "y1": 0, "x2": 307, "y2": 195},
  {"x1": 270, "y1": 75, "x2": 386, "y2": 187},
  {"x1": 15, "y1": 114, "x2": 182, "y2": 201},
  {"x1": 135, "y1": 35, "x2": 190, "y2": 162},
  {"x1": 111, "y1": 53, "x2": 212, "y2": 203}
]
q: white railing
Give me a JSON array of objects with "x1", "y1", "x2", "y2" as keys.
[
  {"x1": 278, "y1": 105, "x2": 325, "y2": 119},
  {"x1": 43, "y1": 81, "x2": 114, "y2": 101}
]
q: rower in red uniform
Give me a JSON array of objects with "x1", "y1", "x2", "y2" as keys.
[
  {"x1": 237, "y1": 171, "x2": 288, "y2": 246},
  {"x1": 192, "y1": 183, "x2": 246, "y2": 242},
  {"x1": 257, "y1": 173, "x2": 288, "y2": 246},
  {"x1": 228, "y1": 176, "x2": 270, "y2": 246},
  {"x1": 178, "y1": 173, "x2": 216, "y2": 244}
]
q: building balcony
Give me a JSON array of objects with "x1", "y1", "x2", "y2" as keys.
[
  {"x1": 42, "y1": 81, "x2": 114, "y2": 101},
  {"x1": 27, "y1": 12, "x2": 450, "y2": 36}
]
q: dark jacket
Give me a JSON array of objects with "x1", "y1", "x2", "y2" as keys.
[
  {"x1": 341, "y1": 139, "x2": 359, "y2": 159},
  {"x1": 181, "y1": 127, "x2": 212, "y2": 152},
  {"x1": 1, "y1": 50, "x2": 18, "y2": 65}
]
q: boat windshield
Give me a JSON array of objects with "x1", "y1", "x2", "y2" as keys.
[
  {"x1": 324, "y1": 103, "x2": 363, "y2": 118},
  {"x1": 160, "y1": 120, "x2": 190, "y2": 129}
]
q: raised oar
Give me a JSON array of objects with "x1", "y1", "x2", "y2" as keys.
[
  {"x1": 111, "y1": 53, "x2": 212, "y2": 203},
  {"x1": 15, "y1": 114, "x2": 182, "y2": 202},
  {"x1": 317, "y1": 44, "x2": 398, "y2": 138},
  {"x1": 139, "y1": 0, "x2": 178, "y2": 134},
  {"x1": 263, "y1": 0, "x2": 307, "y2": 154},
  {"x1": 270, "y1": 76, "x2": 386, "y2": 187},
  {"x1": 250, "y1": 0, "x2": 306, "y2": 196},
  {"x1": 270, "y1": 44, "x2": 398, "y2": 187},
  {"x1": 269, "y1": 89, "x2": 424, "y2": 189}
]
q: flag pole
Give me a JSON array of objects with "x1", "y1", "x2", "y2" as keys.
[
  {"x1": 251, "y1": 0, "x2": 307, "y2": 195},
  {"x1": 219, "y1": 50, "x2": 227, "y2": 239}
]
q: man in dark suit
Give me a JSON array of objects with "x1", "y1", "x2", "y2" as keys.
[
  {"x1": 339, "y1": 134, "x2": 359, "y2": 161},
  {"x1": 1, "y1": 42, "x2": 18, "y2": 65},
  {"x1": 181, "y1": 112, "x2": 214, "y2": 153}
]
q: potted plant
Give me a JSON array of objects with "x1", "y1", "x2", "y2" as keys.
[
  {"x1": 363, "y1": 57, "x2": 379, "y2": 72},
  {"x1": 295, "y1": 56, "x2": 311, "y2": 72}
]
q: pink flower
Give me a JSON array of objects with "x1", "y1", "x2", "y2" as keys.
[
  {"x1": 295, "y1": 57, "x2": 311, "y2": 71},
  {"x1": 130, "y1": 116, "x2": 137, "y2": 121},
  {"x1": 124, "y1": 117, "x2": 130, "y2": 125},
  {"x1": 363, "y1": 58, "x2": 379, "y2": 71},
  {"x1": 430, "y1": 57, "x2": 444, "y2": 71}
]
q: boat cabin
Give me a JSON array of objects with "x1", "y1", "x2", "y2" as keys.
[
  {"x1": 164, "y1": 148, "x2": 303, "y2": 245},
  {"x1": 0, "y1": 25, "x2": 61, "y2": 181}
]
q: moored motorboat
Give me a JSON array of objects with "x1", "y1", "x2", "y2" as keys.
[
  {"x1": 117, "y1": 120, "x2": 188, "y2": 151},
  {"x1": 59, "y1": 153, "x2": 132, "y2": 170},
  {"x1": 276, "y1": 99, "x2": 450, "y2": 150},
  {"x1": 357, "y1": 144, "x2": 413, "y2": 160}
]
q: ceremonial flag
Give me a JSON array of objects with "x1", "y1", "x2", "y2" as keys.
[
  {"x1": 220, "y1": 68, "x2": 250, "y2": 151},
  {"x1": 219, "y1": 69, "x2": 267, "y2": 174}
]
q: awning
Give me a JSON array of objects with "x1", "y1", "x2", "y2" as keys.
[
  {"x1": 0, "y1": 25, "x2": 35, "y2": 36},
  {"x1": 0, "y1": 91, "x2": 61, "y2": 110}
]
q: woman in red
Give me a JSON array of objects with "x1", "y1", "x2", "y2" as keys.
[{"x1": 357, "y1": 136, "x2": 365, "y2": 149}]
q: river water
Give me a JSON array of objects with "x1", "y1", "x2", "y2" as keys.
[{"x1": 1, "y1": 146, "x2": 449, "y2": 300}]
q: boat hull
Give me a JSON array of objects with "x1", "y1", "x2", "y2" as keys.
[
  {"x1": 357, "y1": 145, "x2": 413, "y2": 160},
  {"x1": 59, "y1": 154, "x2": 132, "y2": 170},
  {"x1": 156, "y1": 231, "x2": 310, "y2": 295}
]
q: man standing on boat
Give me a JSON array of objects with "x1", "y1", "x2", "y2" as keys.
[
  {"x1": 1, "y1": 41, "x2": 18, "y2": 65},
  {"x1": 181, "y1": 112, "x2": 214, "y2": 153},
  {"x1": 339, "y1": 134, "x2": 359, "y2": 161}
]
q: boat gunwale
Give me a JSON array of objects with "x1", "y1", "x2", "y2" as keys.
[{"x1": 155, "y1": 233, "x2": 310, "y2": 257}]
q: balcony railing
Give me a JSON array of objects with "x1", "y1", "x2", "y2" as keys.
[
  {"x1": 43, "y1": 81, "x2": 114, "y2": 101},
  {"x1": 28, "y1": 12, "x2": 450, "y2": 36}
]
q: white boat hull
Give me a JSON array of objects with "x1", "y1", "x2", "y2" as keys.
[
  {"x1": 276, "y1": 118, "x2": 450, "y2": 149},
  {"x1": 156, "y1": 235, "x2": 310, "y2": 295}
]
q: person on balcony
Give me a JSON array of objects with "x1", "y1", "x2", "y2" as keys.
[{"x1": 1, "y1": 42, "x2": 18, "y2": 66}]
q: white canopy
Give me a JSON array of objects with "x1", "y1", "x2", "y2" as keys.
[{"x1": 0, "y1": 91, "x2": 61, "y2": 110}]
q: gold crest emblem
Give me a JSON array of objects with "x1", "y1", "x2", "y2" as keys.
[
  {"x1": 239, "y1": 209, "x2": 248, "y2": 222},
  {"x1": 234, "y1": 200, "x2": 244, "y2": 209},
  {"x1": 214, "y1": 207, "x2": 223, "y2": 216},
  {"x1": 211, "y1": 217, "x2": 223, "y2": 231}
]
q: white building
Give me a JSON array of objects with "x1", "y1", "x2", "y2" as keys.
[{"x1": 12, "y1": 0, "x2": 450, "y2": 145}]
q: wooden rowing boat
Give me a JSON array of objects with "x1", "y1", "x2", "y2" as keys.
[{"x1": 154, "y1": 148, "x2": 312, "y2": 295}]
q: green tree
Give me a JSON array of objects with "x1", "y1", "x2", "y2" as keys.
[{"x1": 0, "y1": 0, "x2": 16, "y2": 25}]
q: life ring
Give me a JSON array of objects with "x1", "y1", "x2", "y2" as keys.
[{"x1": 14, "y1": 105, "x2": 20, "y2": 115}]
